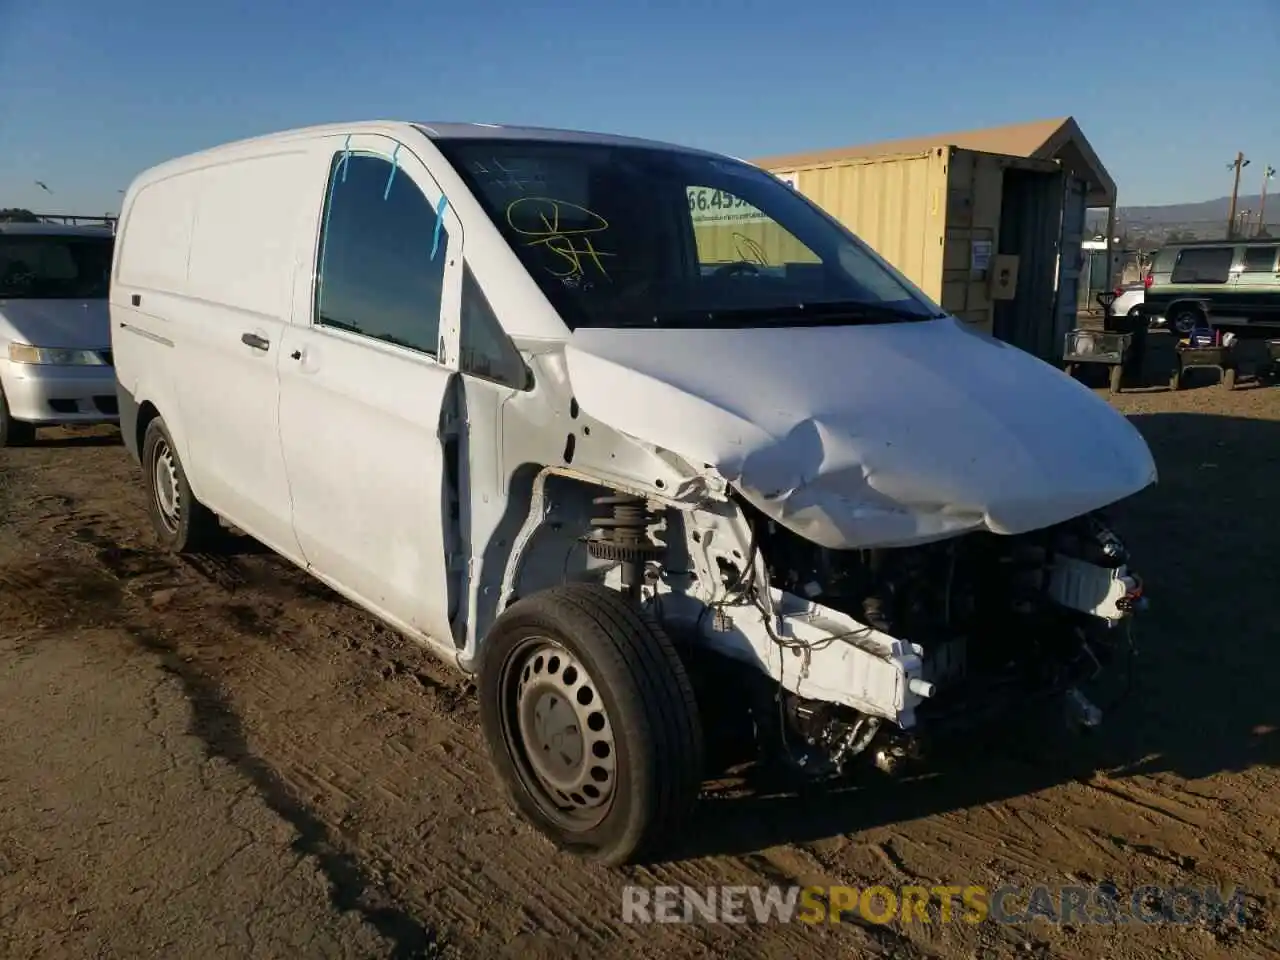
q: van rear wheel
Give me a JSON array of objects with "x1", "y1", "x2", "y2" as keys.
[
  {"x1": 141, "y1": 417, "x2": 221, "y2": 553},
  {"x1": 477, "y1": 583, "x2": 704, "y2": 866},
  {"x1": 1168, "y1": 305, "x2": 1202, "y2": 335}
]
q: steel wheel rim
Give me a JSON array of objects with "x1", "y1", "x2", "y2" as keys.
[
  {"x1": 152, "y1": 438, "x2": 181, "y2": 533},
  {"x1": 500, "y1": 636, "x2": 618, "y2": 830}
]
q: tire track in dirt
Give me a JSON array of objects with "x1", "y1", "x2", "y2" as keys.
[{"x1": 5, "y1": 502, "x2": 447, "y2": 958}]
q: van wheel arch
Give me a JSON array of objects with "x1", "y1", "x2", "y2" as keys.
[{"x1": 135, "y1": 400, "x2": 161, "y2": 457}]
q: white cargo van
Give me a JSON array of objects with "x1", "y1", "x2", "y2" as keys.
[{"x1": 110, "y1": 121, "x2": 1156, "y2": 865}]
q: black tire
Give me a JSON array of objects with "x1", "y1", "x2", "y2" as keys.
[
  {"x1": 141, "y1": 416, "x2": 221, "y2": 553},
  {"x1": 1168, "y1": 305, "x2": 1202, "y2": 335},
  {"x1": 477, "y1": 582, "x2": 704, "y2": 866},
  {"x1": 0, "y1": 387, "x2": 36, "y2": 447}
]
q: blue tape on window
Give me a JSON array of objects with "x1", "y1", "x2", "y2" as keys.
[
  {"x1": 383, "y1": 143, "x2": 401, "y2": 200},
  {"x1": 339, "y1": 134, "x2": 352, "y2": 182},
  {"x1": 431, "y1": 195, "x2": 448, "y2": 260}
]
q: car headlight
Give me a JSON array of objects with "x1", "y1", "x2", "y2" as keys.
[{"x1": 7, "y1": 343, "x2": 107, "y2": 365}]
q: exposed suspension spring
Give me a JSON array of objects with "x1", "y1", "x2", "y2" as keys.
[{"x1": 586, "y1": 494, "x2": 665, "y2": 598}]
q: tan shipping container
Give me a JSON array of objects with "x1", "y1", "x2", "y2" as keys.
[{"x1": 759, "y1": 146, "x2": 1068, "y2": 354}]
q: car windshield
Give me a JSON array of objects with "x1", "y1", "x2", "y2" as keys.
[
  {"x1": 0, "y1": 234, "x2": 114, "y2": 300},
  {"x1": 433, "y1": 137, "x2": 946, "y2": 330}
]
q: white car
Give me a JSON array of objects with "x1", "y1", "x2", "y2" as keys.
[
  {"x1": 109, "y1": 121, "x2": 1157, "y2": 865},
  {"x1": 0, "y1": 222, "x2": 117, "y2": 445},
  {"x1": 1106, "y1": 281, "x2": 1165, "y2": 328}
]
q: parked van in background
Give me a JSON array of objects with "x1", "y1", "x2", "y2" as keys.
[
  {"x1": 109, "y1": 121, "x2": 1154, "y2": 865},
  {"x1": 0, "y1": 222, "x2": 117, "y2": 446},
  {"x1": 1144, "y1": 238, "x2": 1280, "y2": 334}
]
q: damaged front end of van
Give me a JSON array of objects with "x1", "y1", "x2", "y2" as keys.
[
  {"x1": 486, "y1": 316, "x2": 1155, "y2": 788},
  {"x1": 428, "y1": 128, "x2": 1156, "y2": 863}
]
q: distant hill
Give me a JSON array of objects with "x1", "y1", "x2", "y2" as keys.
[
  {"x1": 1117, "y1": 194, "x2": 1267, "y2": 226},
  {"x1": 1085, "y1": 193, "x2": 1275, "y2": 244}
]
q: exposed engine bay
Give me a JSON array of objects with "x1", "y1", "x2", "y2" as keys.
[
  {"x1": 540, "y1": 483, "x2": 1147, "y2": 782},
  {"x1": 745, "y1": 506, "x2": 1144, "y2": 776}
]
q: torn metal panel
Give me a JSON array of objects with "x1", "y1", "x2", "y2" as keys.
[{"x1": 565, "y1": 318, "x2": 1157, "y2": 550}]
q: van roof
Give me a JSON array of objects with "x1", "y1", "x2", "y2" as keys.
[
  {"x1": 132, "y1": 120, "x2": 732, "y2": 182},
  {"x1": 415, "y1": 121, "x2": 723, "y2": 155},
  {"x1": 0, "y1": 222, "x2": 113, "y2": 237}
]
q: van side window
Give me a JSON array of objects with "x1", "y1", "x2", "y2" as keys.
[
  {"x1": 314, "y1": 151, "x2": 448, "y2": 357},
  {"x1": 1242, "y1": 246, "x2": 1279, "y2": 273},
  {"x1": 1170, "y1": 247, "x2": 1234, "y2": 285},
  {"x1": 459, "y1": 264, "x2": 530, "y2": 390}
]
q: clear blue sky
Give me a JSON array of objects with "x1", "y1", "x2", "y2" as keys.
[{"x1": 1, "y1": 0, "x2": 1277, "y2": 214}]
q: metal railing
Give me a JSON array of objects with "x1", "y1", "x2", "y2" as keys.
[{"x1": 28, "y1": 213, "x2": 118, "y2": 231}]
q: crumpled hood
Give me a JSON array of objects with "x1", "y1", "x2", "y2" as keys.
[
  {"x1": 564, "y1": 318, "x2": 1157, "y2": 550},
  {"x1": 0, "y1": 298, "x2": 111, "y2": 349}
]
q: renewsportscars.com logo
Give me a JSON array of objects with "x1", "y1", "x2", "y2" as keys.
[{"x1": 621, "y1": 883, "x2": 1251, "y2": 927}]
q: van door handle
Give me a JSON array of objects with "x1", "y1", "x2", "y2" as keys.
[{"x1": 241, "y1": 332, "x2": 270, "y2": 351}]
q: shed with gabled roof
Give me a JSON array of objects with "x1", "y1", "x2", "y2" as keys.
[{"x1": 751, "y1": 118, "x2": 1116, "y2": 359}]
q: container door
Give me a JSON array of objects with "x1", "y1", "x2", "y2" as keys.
[
  {"x1": 993, "y1": 169, "x2": 1062, "y2": 357},
  {"x1": 1054, "y1": 177, "x2": 1088, "y2": 346}
]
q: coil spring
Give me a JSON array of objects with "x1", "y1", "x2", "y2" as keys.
[{"x1": 586, "y1": 494, "x2": 664, "y2": 564}]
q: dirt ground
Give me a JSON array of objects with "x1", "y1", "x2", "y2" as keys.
[{"x1": 2, "y1": 341, "x2": 1278, "y2": 959}]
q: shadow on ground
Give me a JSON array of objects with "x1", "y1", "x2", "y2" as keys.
[
  {"x1": 675, "y1": 410, "x2": 1279, "y2": 859},
  {"x1": 29, "y1": 426, "x2": 124, "y2": 448}
]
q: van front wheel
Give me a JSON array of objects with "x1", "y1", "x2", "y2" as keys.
[
  {"x1": 141, "y1": 417, "x2": 221, "y2": 553},
  {"x1": 477, "y1": 583, "x2": 704, "y2": 866}
]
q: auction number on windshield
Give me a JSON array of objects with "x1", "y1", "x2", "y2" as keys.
[
  {"x1": 688, "y1": 189, "x2": 747, "y2": 211},
  {"x1": 686, "y1": 186, "x2": 769, "y2": 225}
]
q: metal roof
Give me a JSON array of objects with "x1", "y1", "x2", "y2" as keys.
[{"x1": 753, "y1": 116, "x2": 1116, "y2": 206}]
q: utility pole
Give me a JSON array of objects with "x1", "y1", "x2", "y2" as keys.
[
  {"x1": 1226, "y1": 152, "x2": 1250, "y2": 238},
  {"x1": 1259, "y1": 165, "x2": 1276, "y2": 237}
]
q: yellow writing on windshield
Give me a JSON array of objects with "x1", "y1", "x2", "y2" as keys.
[{"x1": 506, "y1": 197, "x2": 614, "y2": 281}]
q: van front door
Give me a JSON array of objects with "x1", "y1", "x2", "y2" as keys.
[{"x1": 277, "y1": 134, "x2": 463, "y2": 644}]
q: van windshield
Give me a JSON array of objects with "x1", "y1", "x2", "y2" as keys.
[
  {"x1": 0, "y1": 234, "x2": 114, "y2": 300},
  {"x1": 433, "y1": 137, "x2": 946, "y2": 330}
]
